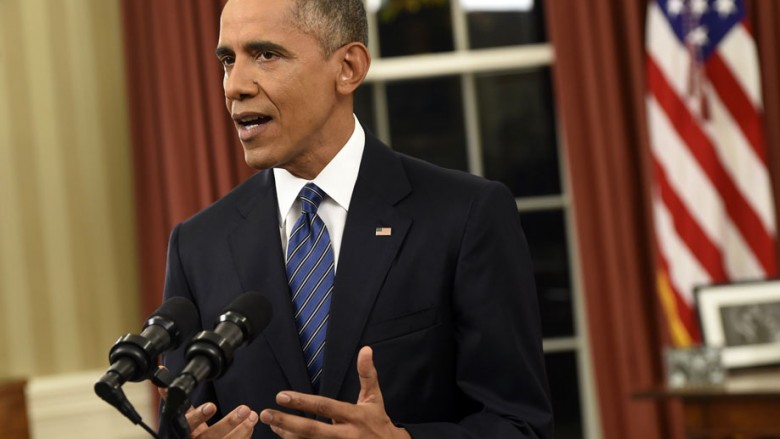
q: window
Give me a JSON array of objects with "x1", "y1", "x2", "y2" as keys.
[{"x1": 356, "y1": 1, "x2": 597, "y2": 437}]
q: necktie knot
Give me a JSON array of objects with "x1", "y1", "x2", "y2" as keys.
[{"x1": 299, "y1": 183, "x2": 325, "y2": 214}]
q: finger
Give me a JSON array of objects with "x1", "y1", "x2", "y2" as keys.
[
  {"x1": 222, "y1": 412, "x2": 259, "y2": 439},
  {"x1": 268, "y1": 424, "x2": 301, "y2": 439},
  {"x1": 271, "y1": 425, "x2": 311, "y2": 439},
  {"x1": 274, "y1": 391, "x2": 356, "y2": 421},
  {"x1": 260, "y1": 408, "x2": 345, "y2": 439},
  {"x1": 156, "y1": 366, "x2": 169, "y2": 400},
  {"x1": 357, "y1": 346, "x2": 381, "y2": 404},
  {"x1": 185, "y1": 402, "x2": 217, "y2": 432},
  {"x1": 196, "y1": 405, "x2": 256, "y2": 439},
  {"x1": 269, "y1": 424, "x2": 289, "y2": 439}
]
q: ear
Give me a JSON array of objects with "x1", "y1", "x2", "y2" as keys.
[{"x1": 336, "y1": 42, "x2": 371, "y2": 95}]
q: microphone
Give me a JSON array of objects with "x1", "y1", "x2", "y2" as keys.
[
  {"x1": 164, "y1": 292, "x2": 272, "y2": 418},
  {"x1": 94, "y1": 296, "x2": 199, "y2": 424}
]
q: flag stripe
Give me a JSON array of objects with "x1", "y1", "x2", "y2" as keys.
[
  {"x1": 650, "y1": 93, "x2": 763, "y2": 279},
  {"x1": 647, "y1": 96, "x2": 724, "y2": 246},
  {"x1": 721, "y1": 220, "x2": 765, "y2": 279},
  {"x1": 647, "y1": 56, "x2": 775, "y2": 275},
  {"x1": 647, "y1": 91, "x2": 771, "y2": 278},
  {"x1": 652, "y1": 158, "x2": 726, "y2": 281},
  {"x1": 718, "y1": 24, "x2": 762, "y2": 109},
  {"x1": 707, "y1": 52, "x2": 766, "y2": 163},
  {"x1": 653, "y1": 195, "x2": 710, "y2": 305},
  {"x1": 704, "y1": 80, "x2": 776, "y2": 233},
  {"x1": 649, "y1": 90, "x2": 765, "y2": 283}
]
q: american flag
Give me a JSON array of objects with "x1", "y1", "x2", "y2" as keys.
[
  {"x1": 375, "y1": 227, "x2": 392, "y2": 236},
  {"x1": 646, "y1": 0, "x2": 777, "y2": 345}
]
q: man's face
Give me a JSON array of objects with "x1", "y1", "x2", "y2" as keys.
[{"x1": 217, "y1": 0, "x2": 342, "y2": 176}]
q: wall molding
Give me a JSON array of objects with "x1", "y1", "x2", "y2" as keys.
[{"x1": 26, "y1": 370, "x2": 155, "y2": 439}]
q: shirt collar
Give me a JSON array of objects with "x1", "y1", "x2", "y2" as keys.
[{"x1": 274, "y1": 115, "x2": 365, "y2": 220}]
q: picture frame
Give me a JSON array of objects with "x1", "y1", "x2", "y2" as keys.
[{"x1": 695, "y1": 279, "x2": 780, "y2": 369}]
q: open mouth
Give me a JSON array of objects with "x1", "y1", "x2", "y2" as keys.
[
  {"x1": 236, "y1": 114, "x2": 272, "y2": 128},
  {"x1": 233, "y1": 112, "x2": 273, "y2": 142}
]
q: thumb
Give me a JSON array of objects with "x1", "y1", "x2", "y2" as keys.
[{"x1": 357, "y1": 346, "x2": 382, "y2": 404}]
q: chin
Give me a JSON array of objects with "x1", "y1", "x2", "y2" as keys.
[{"x1": 243, "y1": 150, "x2": 273, "y2": 171}]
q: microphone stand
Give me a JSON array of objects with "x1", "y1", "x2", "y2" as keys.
[
  {"x1": 152, "y1": 368, "x2": 191, "y2": 439},
  {"x1": 94, "y1": 370, "x2": 160, "y2": 438},
  {"x1": 157, "y1": 412, "x2": 190, "y2": 439}
]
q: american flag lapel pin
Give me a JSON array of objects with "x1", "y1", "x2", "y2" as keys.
[{"x1": 375, "y1": 226, "x2": 392, "y2": 236}]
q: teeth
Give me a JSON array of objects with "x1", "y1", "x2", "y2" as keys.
[{"x1": 236, "y1": 115, "x2": 270, "y2": 126}]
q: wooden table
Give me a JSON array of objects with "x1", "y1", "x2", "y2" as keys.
[
  {"x1": 0, "y1": 379, "x2": 29, "y2": 439},
  {"x1": 636, "y1": 368, "x2": 780, "y2": 438}
]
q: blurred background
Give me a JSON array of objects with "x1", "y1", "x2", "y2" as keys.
[{"x1": 2, "y1": 0, "x2": 780, "y2": 438}]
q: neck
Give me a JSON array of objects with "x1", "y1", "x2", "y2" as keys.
[{"x1": 284, "y1": 110, "x2": 355, "y2": 180}]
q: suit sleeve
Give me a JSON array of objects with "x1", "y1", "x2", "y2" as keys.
[
  {"x1": 401, "y1": 181, "x2": 554, "y2": 438},
  {"x1": 160, "y1": 224, "x2": 222, "y2": 418}
]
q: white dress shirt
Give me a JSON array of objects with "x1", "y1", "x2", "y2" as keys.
[{"x1": 274, "y1": 115, "x2": 365, "y2": 271}]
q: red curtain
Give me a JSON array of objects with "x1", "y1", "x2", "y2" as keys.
[
  {"x1": 544, "y1": 1, "x2": 677, "y2": 438},
  {"x1": 749, "y1": 0, "x2": 780, "y2": 258},
  {"x1": 120, "y1": 0, "x2": 252, "y2": 318}
]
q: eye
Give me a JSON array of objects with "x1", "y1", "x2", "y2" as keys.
[
  {"x1": 258, "y1": 51, "x2": 278, "y2": 62},
  {"x1": 219, "y1": 56, "x2": 235, "y2": 68}
]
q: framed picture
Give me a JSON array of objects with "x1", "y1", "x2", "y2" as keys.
[{"x1": 696, "y1": 279, "x2": 780, "y2": 369}]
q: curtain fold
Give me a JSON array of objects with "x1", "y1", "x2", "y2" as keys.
[
  {"x1": 545, "y1": 1, "x2": 678, "y2": 438},
  {"x1": 749, "y1": 0, "x2": 780, "y2": 260},
  {"x1": 0, "y1": 0, "x2": 139, "y2": 376},
  {"x1": 120, "y1": 0, "x2": 253, "y2": 317}
]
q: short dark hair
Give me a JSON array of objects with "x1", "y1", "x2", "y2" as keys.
[{"x1": 291, "y1": 0, "x2": 369, "y2": 56}]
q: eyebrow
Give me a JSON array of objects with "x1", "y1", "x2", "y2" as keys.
[
  {"x1": 215, "y1": 41, "x2": 291, "y2": 59},
  {"x1": 215, "y1": 45, "x2": 233, "y2": 59}
]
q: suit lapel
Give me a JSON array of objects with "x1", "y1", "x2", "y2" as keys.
[
  {"x1": 320, "y1": 137, "x2": 412, "y2": 399},
  {"x1": 228, "y1": 171, "x2": 313, "y2": 395}
]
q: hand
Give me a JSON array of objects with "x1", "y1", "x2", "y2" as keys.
[
  {"x1": 259, "y1": 346, "x2": 411, "y2": 439},
  {"x1": 186, "y1": 403, "x2": 258, "y2": 439},
  {"x1": 158, "y1": 385, "x2": 258, "y2": 438}
]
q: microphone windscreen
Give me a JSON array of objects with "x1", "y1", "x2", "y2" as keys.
[
  {"x1": 223, "y1": 292, "x2": 273, "y2": 339},
  {"x1": 149, "y1": 297, "x2": 200, "y2": 345}
]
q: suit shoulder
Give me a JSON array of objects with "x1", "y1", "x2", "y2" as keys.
[
  {"x1": 178, "y1": 170, "x2": 270, "y2": 232},
  {"x1": 396, "y1": 152, "x2": 510, "y2": 199}
]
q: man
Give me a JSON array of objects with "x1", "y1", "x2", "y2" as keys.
[{"x1": 162, "y1": 0, "x2": 553, "y2": 437}]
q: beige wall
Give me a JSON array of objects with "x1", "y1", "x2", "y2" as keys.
[{"x1": 0, "y1": 0, "x2": 140, "y2": 377}]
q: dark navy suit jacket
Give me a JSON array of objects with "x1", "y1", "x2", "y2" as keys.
[{"x1": 162, "y1": 134, "x2": 554, "y2": 438}]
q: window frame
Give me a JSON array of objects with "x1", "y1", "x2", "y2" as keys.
[{"x1": 361, "y1": 1, "x2": 600, "y2": 437}]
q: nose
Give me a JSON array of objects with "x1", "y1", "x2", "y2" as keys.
[{"x1": 224, "y1": 60, "x2": 258, "y2": 101}]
